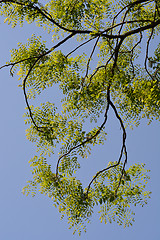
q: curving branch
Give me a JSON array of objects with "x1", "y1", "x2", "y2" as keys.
[
  {"x1": 144, "y1": 11, "x2": 157, "y2": 81},
  {"x1": 0, "y1": 0, "x2": 124, "y2": 38},
  {"x1": 0, "y1": 56, "x2": 39, "y2": 76},
  {"x1": 22, "y1": 33, "x2": 75, "y2": 132},
  {"x1": 87, "y1": 65, "x2": 106, "y2": 88},
  {"x1": 129, "y1": 31, "x2": 143, "y2": 76},
  {"x1": 0, "y1": 0, "x2": 74, "y2": 32},
  {"x1": 56, "y1": 86, "x2": 111, "y2": 177},
  {"x1": 22, "y1": 57, "x2": 44, "y2": 132},
  {"x1": 86, "y1": 99, "x2": 127, "y2": 196},
  {"x1": 109, "y1": 100, "x2": 128, "y2": 196},
  {"x1": 114, "y1": 150, "x2": 128, "y2": 197}
]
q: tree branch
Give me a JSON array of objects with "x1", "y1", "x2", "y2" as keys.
[
  {"x1": 22, "y1": 33, "x2": 75, "y2": 132},
  {"x1": 0, "y1": 56, "x2": 39, "y2": 76},
  {"x1": 82, "y1": 36, "x2": 100, "y2": 86},
  {"x1": 65, "y1": 37, "x2": 96, "y2": 58},
  {"x1": 56, "y1": 86, "x2": 111, "y2": 177},
  {"x1": 86, "y1": 99, "x2": 127, "y2": 196}
]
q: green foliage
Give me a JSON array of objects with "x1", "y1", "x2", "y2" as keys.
[
  {"x1": 22, "y1": 160, "x2": 151, "y2": 234},
  {"x1": 1, "y1": 0, "x2": 159, "y2": 235},
  {"x1": 95, "y1": 163, "x2": 150, "y2": 227}
]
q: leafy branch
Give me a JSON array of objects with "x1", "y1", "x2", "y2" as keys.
[{"x1": 0, "y1": 0, "x2": 158, "y2": 234}]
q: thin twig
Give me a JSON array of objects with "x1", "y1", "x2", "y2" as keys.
[
  {"x1": 82, "y1": 36, "x2": 100, "y2": 86},
  {"x1": 0, "y1": 56, "x2": 39, "y2": 76},
  {"x1": 144, "y1": 12, "x2": 156, "y2": 81},
  {"x1": 87, "y1": 65, "x2": 106, "y2": 88},
  {"x1": 65, "y1": 37, "x2": 96, "y2": 58},
  {"x1": 130, "y1": 31, "x2": 143, "y2": 76}
]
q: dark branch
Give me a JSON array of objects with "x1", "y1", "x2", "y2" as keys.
[
  {"x1": 0, "y1": 56, "x2": 39, "y2": 76},
  {"x1": 22, "y1": 33, "x2": 75, "y2": 132},
  {"x1": 104, "y1": 19, "x2": 153, "y2": 34},
  {"x1": 86, "y1": 99, "x2": 127, "y2": 196},
  {"x1": 144, "y1": 11, "x2": 157, "y2": 81},
  {"x1": 0, "y1": 0, "x2": 74, "y2": 32},
  {"x1": 122, "y1": 19, "x2": 160, "y2": 38},
  {"x1": 65, "y1": 37, "x2": 96, "y2": 58},
  {"x1": 56, "y1": 86, "x2": 111, "y2": 177},
  {"x1": 83, "y1": 36, "x2": 100, "y2": 82}
]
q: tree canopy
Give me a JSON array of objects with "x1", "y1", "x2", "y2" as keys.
[{"x1": 0, "y1": 0, "x2": 159, "y2": 235}]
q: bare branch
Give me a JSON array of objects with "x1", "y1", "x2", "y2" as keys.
[
  {"x1": 82, "y1": 36, "x2": 100, "y2": 86},
  {"x1": 65, "y1": 37, "x2": 96, "y2": 58}
]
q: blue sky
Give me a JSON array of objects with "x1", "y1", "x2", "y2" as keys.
[{"x1": 0, "y1": 15, "x2": 160, "y2": 240}]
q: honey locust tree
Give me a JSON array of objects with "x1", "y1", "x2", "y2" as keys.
[{"x1": 0, "y1": 0, "x2": 160, "y2": 235}]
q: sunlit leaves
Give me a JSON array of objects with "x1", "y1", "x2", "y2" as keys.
[
  {"x1": 1, "y1": 0, "x2": 159, "y2": 235},
  {"x1": 92, "y1": 162, "x2": 151, "y2": 227},
  {"x1": 0, "y1": 0, "x2": 49, "y2": 28},
  {"x1": 23, "y1": 160, "x2": 151, "y2": 232}
]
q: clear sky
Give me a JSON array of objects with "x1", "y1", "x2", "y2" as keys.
[{"x1": 0, "y1": 14, "x2": 160, "y2": 240}]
